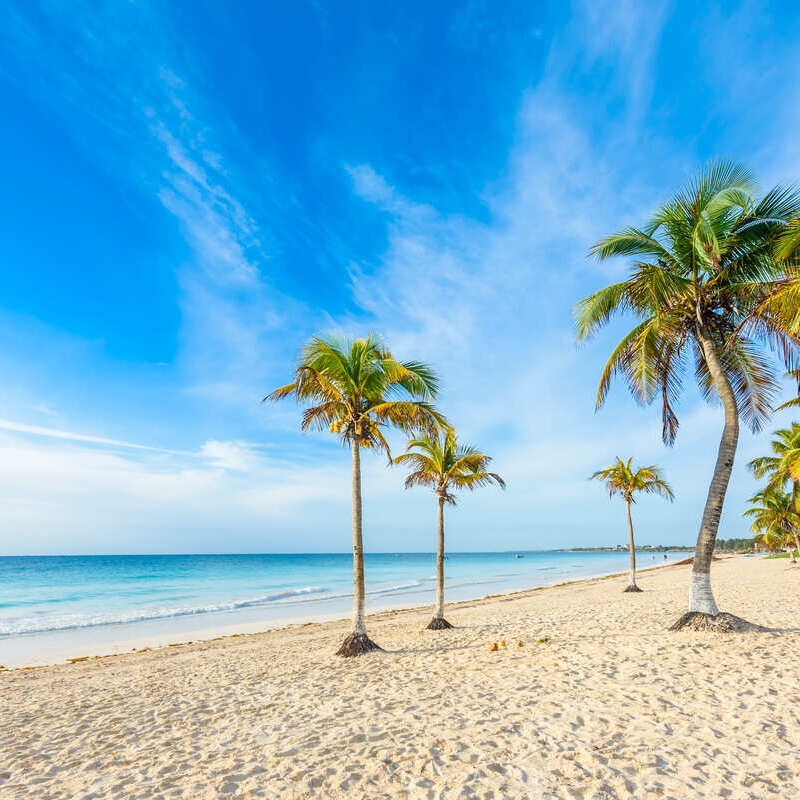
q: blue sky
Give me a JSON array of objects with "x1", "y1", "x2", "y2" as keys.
[{"x1": 1, "y1": 0, "x2": 800, "y2": 555}]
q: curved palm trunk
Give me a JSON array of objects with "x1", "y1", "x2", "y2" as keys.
[
  {"x1": 427, "y1": 494, "x2": 453, "y2": 630},
  {"x1": 623, "y1": 498, "x2": 642, "y2": 592},
  {"x1": 683, "y1": 326, "x2": 739, "y2": 618},
  {"x1": 336, "y1": 441, "x2": 381, "y2": 656}
]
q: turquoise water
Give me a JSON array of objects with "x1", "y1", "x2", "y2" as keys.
[{"x1": 0, "y1": 551, "x2": 668, "y2": 665}]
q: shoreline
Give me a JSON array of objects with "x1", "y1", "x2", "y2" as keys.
[
  {"x1": 1, "y1": 549, "x2": 665, "y2": 665},
  {"x1": 3, "y1": 554, "x2": 798, "y2": 798},
  {"x1": 1, "y1": 556, "x2": 686, "y2": 670},
  {"x1": 4, "y1": 553, "x2": 798, "y2": 799}
]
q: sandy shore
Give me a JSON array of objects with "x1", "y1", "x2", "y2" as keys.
[{"x1": 2, "y1": 555, "x2": 799, "y2": 799}]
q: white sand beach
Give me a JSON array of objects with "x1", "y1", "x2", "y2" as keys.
[{"x1": 2, "y1": 554, "x2": 799, "y2": 799}]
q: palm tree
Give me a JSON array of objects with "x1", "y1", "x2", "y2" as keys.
[
  {"x1": 744, "y1": 486, "x2": 799, "y2": 562},
  {"x1": 776, "y1": 218, "x2": 800, "y2": 263},
  {"x1": 748, "y1": 423, "x2": 800, "y2": 561},
  {"x1": 590, "y1": 458, "x2": 674, "y2": 591},
  {"x1": 393, "y1": 429, "x2": 504, "y2": 629},
  {"x1": 574, "y1": 160, "x2": 800, "y2": 627},
  {"x1": 741, "y1": 219, "x2": 800, "y2": 338},
  {"x1": 776, "y1": 371, "x2": 800, "y2": 412},
  {"x1": 765, "y1": 369, "x2": 800, "y2": 414},
  {"x1": 265, "y1": 333, "x2": 444, "y2": 656}
]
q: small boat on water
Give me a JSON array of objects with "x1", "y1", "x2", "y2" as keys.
[{"x1": 515, "y1": 553, "x2": 524, "y2": 558}]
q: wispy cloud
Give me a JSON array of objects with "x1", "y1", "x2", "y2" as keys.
[
  {"x1": 337, "y1": 1, "x2": 779, "y2": 549},
  {"x1": 0, "y1": 433, "x2": 350, "y2": 554},
  {"x1": 0, "y1": 419, "x2": 193, "y2": 456},
  {"x1": 557, "y1": 0, "x2": 672, "y2": 126},
  {"x1": 200, "y1": 439, "x2": 266, "y2": 471},
  {"x1": 0, "y1": 0, "x2": 305, "y2": 413}
]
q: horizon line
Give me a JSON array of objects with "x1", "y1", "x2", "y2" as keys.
[{"x1": 0, "y1": 547, "x2": 698, "y2": 558}]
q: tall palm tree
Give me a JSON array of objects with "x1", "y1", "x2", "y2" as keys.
[
  {"x1": 574, "y1": 161, "x2": 800, "y2": 627},
  {"x1": 265, "y1": 334, "x2": 444, "y2": 656},
  {"x1": 590, "y1": 458, "x2": 674, "y2": 591},
  {"x1": 748, "y1": 423, "x2": 800, "y2": 560},
  {"x1": 393, "y1": 429, "x2": 504, "y2": 630},
  {"x1": 744, "y1": 486, "x2": 799, "y2": 562}
]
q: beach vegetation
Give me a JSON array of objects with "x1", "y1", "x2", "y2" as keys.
[
  {"x1": 748, "y1": 423, "x2": 800, "y2": 563},
  {"x1": 575, "y1": 160, "x2": 800, "y2": 627},
  {"x1": 589, "y1": 457, "x2": 674, "y2": 591},
  {"x1": 713, "y1": 537, "x2": 755, "y2": 552},
  {"x1": 393, "y1": 428, "x2": 504, "y2": 630},
  {"x1": 265, "y1": 333, "x2": 444, "y2": 656},
  {"x1": 744, "y1": 486, "x2": 800, "y2": 562}
]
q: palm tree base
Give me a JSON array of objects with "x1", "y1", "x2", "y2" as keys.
[
  {"x1": 426, "y1": 616, "x2": 454, "y2": 630},
  {"x1": 335, "y1": 632, "x2": 383, "y2": 657},
  {"x1": 668, "y1": 611, "x2": 769, "y2": 632},
  {"x1": 623, "y1": 584, "x2": 643, "y2": 593}
]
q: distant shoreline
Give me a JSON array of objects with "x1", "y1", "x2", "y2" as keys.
[
  {"x1": 1, "y1": 547, "x2": 697, "y2": 558},
  {"x1": 567, "y1": 546, "x2": 694, "y2": 552}
]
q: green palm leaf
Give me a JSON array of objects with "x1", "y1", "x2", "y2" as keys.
[
  {"x1": 265, "y1": 333, "x2": 446, "y2": 459},
  {"x1": 393, "y1": 428, "x2": 505, "y2": 505}
]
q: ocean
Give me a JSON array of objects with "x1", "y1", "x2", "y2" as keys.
[{"x1": 0, "y1": 551, "x2": 670, "y2": 666}]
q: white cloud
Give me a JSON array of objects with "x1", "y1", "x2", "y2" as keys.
[
  {"x1": 561, "y1": 0, "x2": 671, "y2": 125},
  {"x1": 333, "y1": 5, "x2": 786, "y2": 550},
  {"x1": 200, "y1": 440, "x2": 263, "y2": 471},
  {"x1": 0, "y1": 431, "x2": 351, "y2": 554},
  {"x1": 0, "y1": 419, "x2": 191, "y2": 455}
]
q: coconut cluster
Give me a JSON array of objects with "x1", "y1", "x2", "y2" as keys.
[{"x1": 328, "y1": 419, "x2": 377, "y2": 447}]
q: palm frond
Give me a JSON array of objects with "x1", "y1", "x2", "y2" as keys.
[
  {"x1": 265, "y1": 333, "x2": 444, "y2": 454},
  {"x1": 263, "y1": 382, "x2": 297, "y2": 402},
  {"x1": 574, "y1": 281, "x2": 634, "y2": 341},
  {"x1": 403, "y1": 470, "x2": 437, "y2": 490},
  {"x1": 588, "y1": 228, "x2": 673, "y2": 262},
  {"x1": 776, "y1": 218, "x2": 800, "y2": 262},
  {"x1": 394, "y1": 428, "x2": 505, "y2": 499},
  {"x1": 452, "y1": 471, "x2": 506, "y2": 491},
  {"x1": 579, "y1": 161, "x2": 798, "y2": 447},
  {"x1": 776, "y1": 395, "x2": 800, "y2": 412},
  {"x1": 590, "y1": 457, "x2": 674, "y2": 503}
]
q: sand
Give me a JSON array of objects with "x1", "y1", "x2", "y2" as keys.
[{"x1": 2, "y1": 554, "x2": 799, "y2": 799}]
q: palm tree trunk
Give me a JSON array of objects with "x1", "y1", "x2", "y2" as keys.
[
  {"x1": 678, "y1": 324, "x2": 739, "y2": 621},
  {"x1": 351, "y1": 440, "x2": 366, "y2": 634},
  {"x1": 336, "y1": 440, "x2": 381, "y2": 656},
  {"x1": 623, "y1": 498, "x2": 642, "y2": 592},
  {"x1": 427, "y1": 494, "x2": 453, "y2": 629}
]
